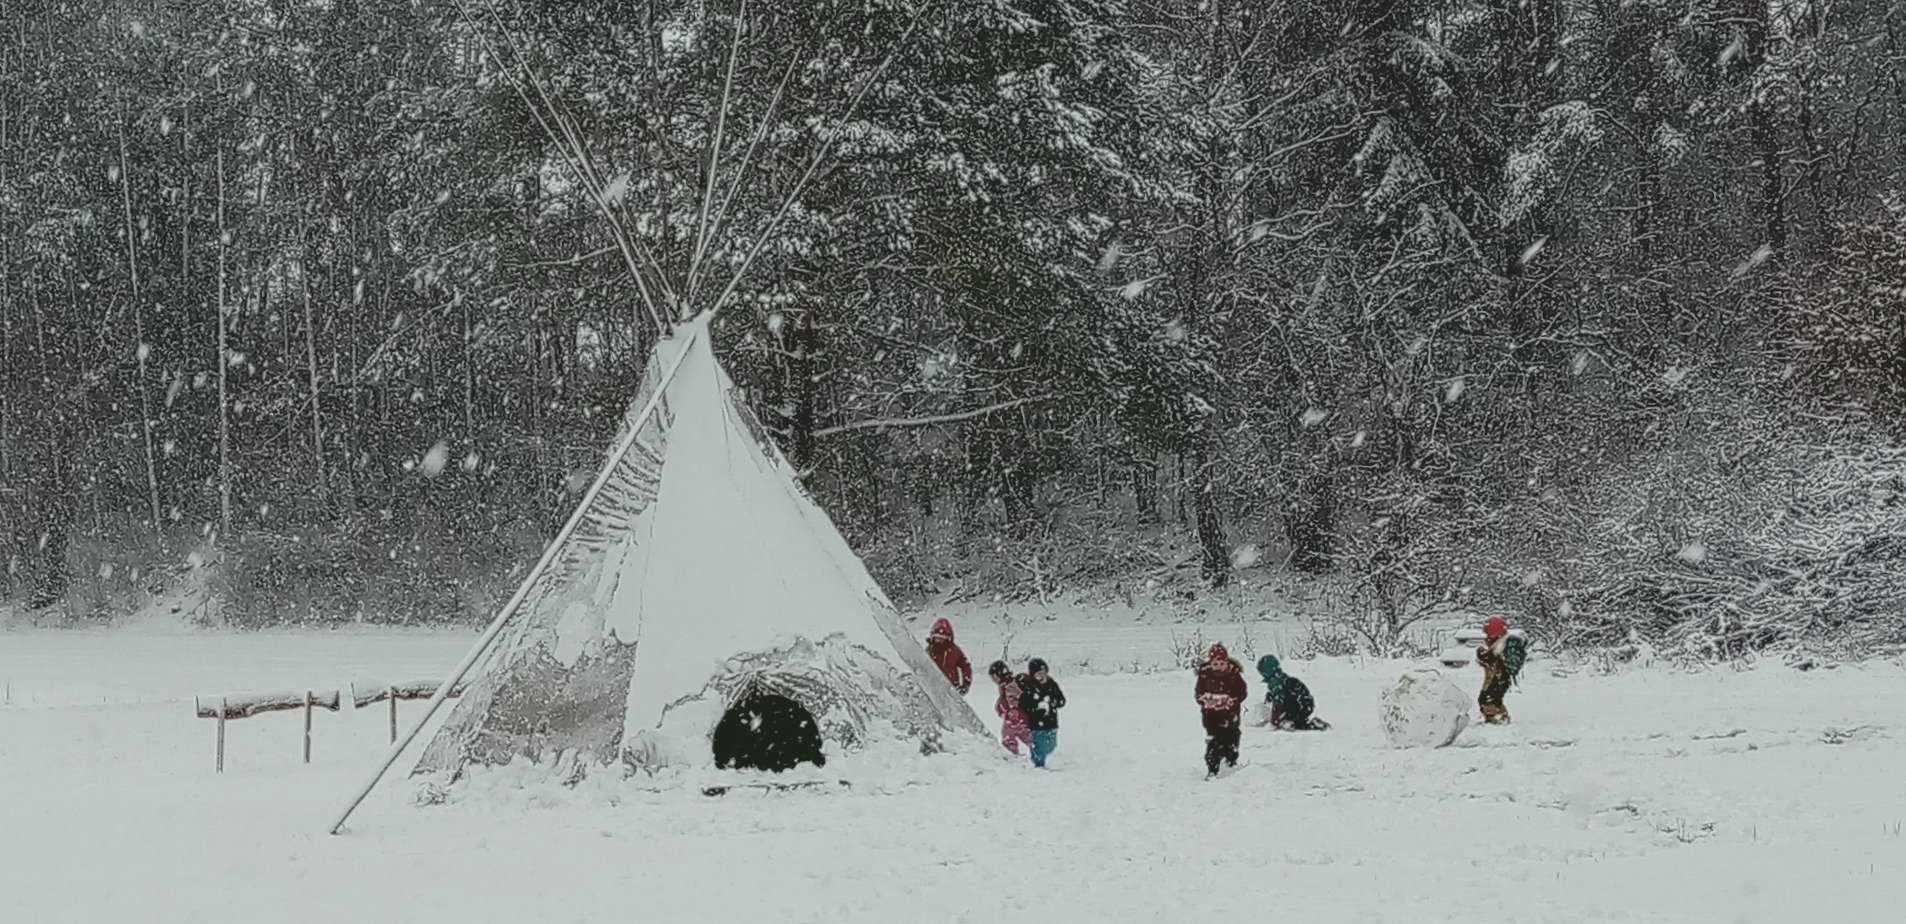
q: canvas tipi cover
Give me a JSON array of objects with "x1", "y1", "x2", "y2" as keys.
[{"x1": 412, "y1": 315, "x2": 984, "y2": 780}]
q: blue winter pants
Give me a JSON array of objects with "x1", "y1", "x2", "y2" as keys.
[{"x1": 1030, "y1": 729, "x2": 1058, "y2": 768}]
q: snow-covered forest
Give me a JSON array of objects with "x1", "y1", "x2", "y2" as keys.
[{"x1": 3, "y1": 0, "x2": 1905, "y2": 660}]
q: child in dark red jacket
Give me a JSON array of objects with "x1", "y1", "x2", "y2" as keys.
[
  {"x1": 925, "y1": 618, "x2": 972, "y2": 694},
  {"x1": 1195, "y1": 643, "x2": 1248, "y2": 778},
  {"x1": 988, "y1": 660, "x2": 1033, "y2": 757}
]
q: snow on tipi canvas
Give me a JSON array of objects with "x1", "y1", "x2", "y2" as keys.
[{"x1": 331, "y1": 315, "x2": 984, "y2": 829}]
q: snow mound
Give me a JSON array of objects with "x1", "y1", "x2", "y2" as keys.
[{"x1": 1380, "y1": 668, "x2": 1471, "y2": 749}]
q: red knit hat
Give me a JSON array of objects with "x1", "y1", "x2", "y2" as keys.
[
  {"x1": 1208, "y1": 643, "x2": 1229, "y2": 663},
  {"x1": 1484, "y1": 617, "x2": 1508, "y2": 639}
]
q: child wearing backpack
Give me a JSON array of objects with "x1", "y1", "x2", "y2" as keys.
[
  {"x1": 1475, "y1": 616, "x2": 1527, "y2": 724},
  {"x1": 988, "y1": 660, "x2": 1033, "y2": 757}
]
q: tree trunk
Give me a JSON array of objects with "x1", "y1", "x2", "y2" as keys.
[
  {"x1": 1742, "y1": 0, "x2": 1785, "y2": 255},
  {"x1": 179, "y1": 101, "x2": 192, "y2": 309},
  {"x1": 1285, "y1": 474, "x2": 1338, "y2": 574},
  {"x1": 1133, "y1": 454, "x2": 1158, "y2": 524},
  {"x1": 461, "y1": 290, "x2": 476, "y2": 472},
  {"x1": 790, "y1": 314, "x2": 818, "y2": 469},
  {"x1": 299, "y1": 235, "x2": 325, "y2": 496},
  {"x1": 1190, "y1": 432, "x2": 1229, "y2": 587},
  {"x1": 117, "y1": 117, "x2": 164, "y2": 534},
  {"x1": 27, "y1": 280, "x2": 69, "y2": 609},
  {"x1": 0, "y1": 89, "x2": 11, "y2": 496},
  {"x1": 215, "y1": 147, "x2": 233, "y2": 540}
]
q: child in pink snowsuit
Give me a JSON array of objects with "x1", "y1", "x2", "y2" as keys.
[{"x1": 989, "y1": 660, "x2": 1033, "y2": 756}]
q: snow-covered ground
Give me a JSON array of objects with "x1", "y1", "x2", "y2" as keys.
[{"x1": 1, "y1": 629, "x2": 1901, "y2": 922}]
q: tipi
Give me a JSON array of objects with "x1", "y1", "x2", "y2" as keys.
[{"x1": 329, "y1": 314, "x2": 985, "y2": 832}]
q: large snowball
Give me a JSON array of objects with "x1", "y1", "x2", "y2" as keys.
[{"x1": 1380, "y1": 668, "x2": 1471, "y2": 749}]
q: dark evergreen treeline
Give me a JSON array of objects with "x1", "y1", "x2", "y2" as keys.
[{"x1": 3, "y1": 0, "x2": 1904, "y2": 655}]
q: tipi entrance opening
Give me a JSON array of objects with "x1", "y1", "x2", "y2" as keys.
[{"x1": 712, "y1": 690, "x2": 827, "y2": 772}]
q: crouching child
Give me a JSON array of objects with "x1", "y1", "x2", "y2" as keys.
[{"x1": 1256, "y1": 655, "x2": 1329, "y2": 731}]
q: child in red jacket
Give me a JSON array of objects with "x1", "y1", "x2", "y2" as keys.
[
  {"x1": 926, "y1": 618, "x2": 973, "y2": 694},
  {"x1": 988, "y1": 660, "x2": 1033, "y2": 757},
  {"x1": 1195, "y1": 643, "x2": 1248, "y2": 778}
]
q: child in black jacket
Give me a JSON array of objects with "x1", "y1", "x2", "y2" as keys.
[{"x1": 1016, "y1": 657, "x2": 1066, "y2": 768}]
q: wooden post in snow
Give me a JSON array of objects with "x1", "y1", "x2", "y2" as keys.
[
  {"x1": 196, "y1": 690, "x2": 342, "y2": 772},
  {"x1": 388, "y1": 687, "x2": 398, "y2": 744}
]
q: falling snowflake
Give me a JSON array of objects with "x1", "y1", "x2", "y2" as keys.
[
  {"x1": 602, "y1": 173, "x2": 631, "y2": 205},
  {"x1": 135, "y1": 343, "x2": 151, "y2": 363},
  {"x1": 1444, "y1": 377, "x2": 1466, "y2": 403},
  {"x1": 564, "y1": 469, "x2": 591, "y2": 493},
  {"x1": 1119, "y1": 277, "x2": 1155, "y2": 300},
  {"x1": 1731, "y1": 243, "x2": 1774, "y2": 279},
  {"x1": 420, "y1": 441, "x2": 450, "y2": 478},
  {"x1": 1350, "y1": 430, "x2": 1367, "y2": 449},
  {"x1": 1570, "y1": 351, "x2": 1589, "y2": 376},
  {"x1": 1230, "y1": 544, "x2": 1261, "y2": 569},
  {"x1": 1097, "y1": 241, "x2": 1124, "y2": 273},
  {"x1": 186, "y1": 550, "x2": 205, "y2": 569},
  {"x1": 1676, "y1": 541, "x2": 1708, "y2": 564},
  {"x1": 129, "y1": 20, "x2": 147, "y2": 39},
  {"x1": 1300, "y1": 408, "x2": 1328, "y2": 428},
  {"x1": 1519, "y1": 237, "x2": 1548, "y2": 266},
  {"x1": 1662, "y1": 366, "x2": 1690, "y2": 387},
  {"x1": 1162, "y1": 319, "x2": 1186, "y2": 343},
  {"x1": 1718, "y1": 33, "x2": 1746, "y2": 68},
  {"x1": 766, "y1": 312, "x2": 785, "y2": 336},
  {"x1": 462, "y1": 451, "x2": 481, "y2": 473}
]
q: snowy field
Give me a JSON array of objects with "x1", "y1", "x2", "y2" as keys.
[{"x1": 1, "y1": 628, "x2": 1902, "y2": 923}]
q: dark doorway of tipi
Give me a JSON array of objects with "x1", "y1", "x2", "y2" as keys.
[{"x1": 712, "y1": 691, "x2": 827, "y2": 772}]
